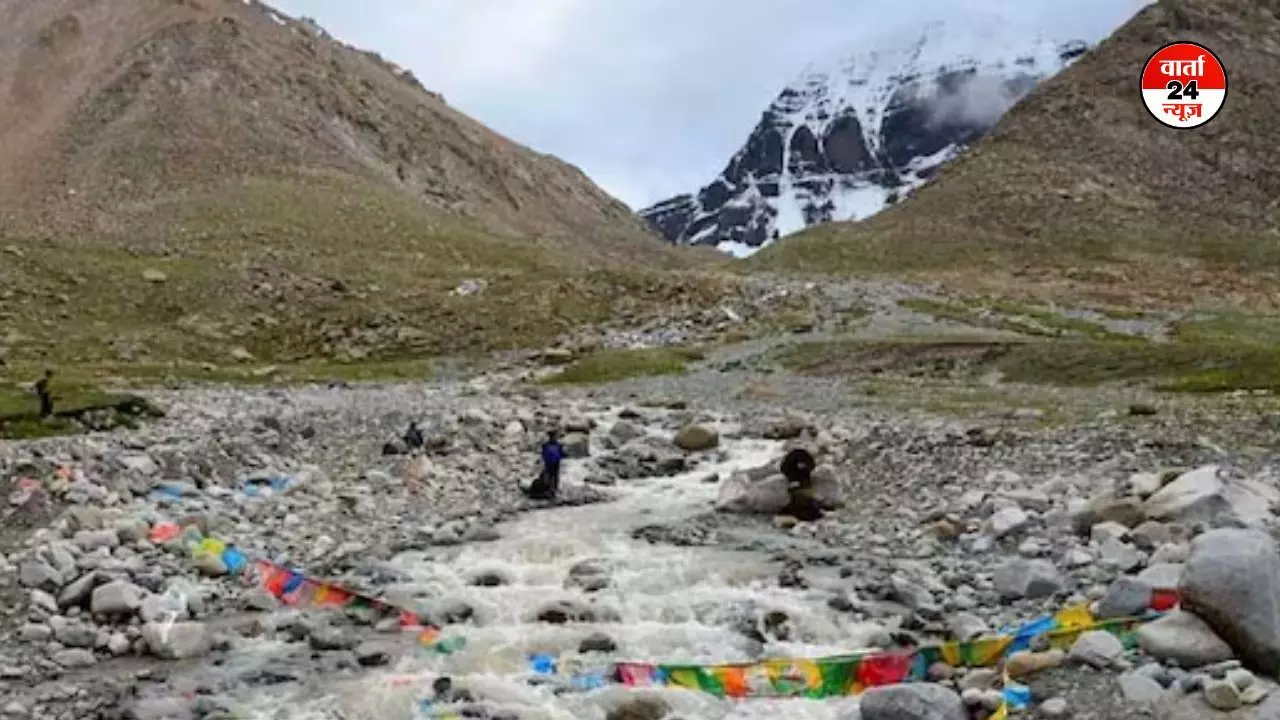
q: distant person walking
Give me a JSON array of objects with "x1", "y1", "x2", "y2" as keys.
[{"x1": 34, "y1": 370, "x2": 54, "y2": 419}]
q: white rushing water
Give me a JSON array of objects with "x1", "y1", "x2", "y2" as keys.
[{"x1": 241, "y1": 417, "x2": 868, "y2": 720}]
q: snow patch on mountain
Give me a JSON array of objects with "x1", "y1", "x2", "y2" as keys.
[{"x1": 640, "y1": 15, "x2": 1092, "y2": 257}]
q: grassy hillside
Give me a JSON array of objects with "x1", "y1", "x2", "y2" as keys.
[
  {"x1": 0, "y1": 0, "x2": 728, "y2": 375},
  {"x1": 750, "y1": 0, "x2": 1280, "y2": 310}
]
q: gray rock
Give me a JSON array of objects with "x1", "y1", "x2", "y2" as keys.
[
  {"x1": 1145, "y1": 466, "x2": 1228, "y2": 524},
  {"x1": 860, "y1": 683, "x2": 967, "y2": 720},
  {"x1": 73, "y1": 530, "x2": 120, "y2": 551},
  {"x1": 1096, "y1": 577, "x2": 1153, "y2": 619},
  {"x1": 139, "y1": 593, "x2": 187, "y2": 624},
  {"x1": 608, "y1": 421, "x2": 645, "y2": 444},
  {"x1": 1039, "y1": 697, "x2": 1068, "y2": 717},
  {"x1": 1099, "y1": 537, "x2": 1145, "y2": 572},
  {"x1": 1069, "y1": 630, "x2": 1127, "y2": 669},
  {"x1": 52, "y1": 649, "x2": 96, "y2": 669},
  {"x1": 1073, "y1": 494, "x2": 1145, "y2": 534},
  {"x1": 1119, "y1": 669, "x2": 1168, "y2": 707},
  {"x1": 1139, "y1": 610, "x2": 1234, "y2": 668},
  {"x1": 19, "y1": 624, "x2": 51, "y2": 643},
  {"x1": 1091, "y1": 521, "x2": 1131, "y2": 545},
  {"x1": 18, "y1": 561, "x2": 62, "y2": 592},
  {"x1": 142, "y1": 621, "x2": 210, "y2": 660},
  {"x1": 989, "y1": 507, "x2": 1029, "y2": 538},
  {"x1": 355, "y1": 643, "x2": 390, "y2": 667},
  {"x1": 119, "y1": 454, "x2": 159, "y2": 476},
  {"x1": 1131, "y1": 521, "x2": 1175, "y2": 551},
  {"x1": 57, "y1": 572, "x2": 99, "y2": 609},
  {"x1": 605, "y1": 696, "x2": 671, "y2": 720},
  {"x1": 107, "y1": 633, "x2": 131, "y2": 656},
  {"x1": 309, "y1": 626, "x2": 357, "y2": 652},
  {"x1": 579, "y1": 632, "x2": 618, "y2": 653},
  {"x1": 1205, "y1": 678, "x2": 1244, "y2": 710},
  {"x1": 1227, "y1": 668, "x2": 1257, "y2": 692},
  {"x1": 1181, "y1": 529, "x2": 1280, "y2": 676},
  {"x1": 562, "y1": 432, "x2": 590, "y2": 458},
  {"x1": 29, "y1": 589, "x2": 58, "y2": 614},
  {"x1": 673, "y1": 424, "x2": 719, "y2": 452},
  {"x1": 994, "y1": 559, "x2": 1063, "y2": 600},
  {"x1": 716, "y1": 467, "x2": 841, "y2": 515},
  {"x1": 947, "y1": 612, "x2": 992, "y2": 642},
  {"x1": 65, "y1": 507, "x2": 104, "y2": 532},
  {"x1": 1138, "y1": 563, "x2": 1184, "y2": 589},
  {"x1": 1152, "y1": 543, "x2": 1191, "y2": 565},
  {"x1": 50, "y1": 617, "x2": 97, "y2": 649},
  {"x1": 1154, "y1": 692, "x2": 1280, "y2": 719},
  {"x1": 242, "y1": 589, "x2": 278, "y2": 612},
  {"x1": 91, "y1": 581, "x2": 145, "y2": 615},
  {"x1": 1128, "y1": 472, "x2": 1167, "y2": 499}
]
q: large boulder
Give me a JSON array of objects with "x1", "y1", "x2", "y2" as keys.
[
  {"x1": 1144, "y1": 466, "x2": 1229, "y2": 525},
  {"x1": 562, "y1": 432, "x2": 590, "y2": 458},
  {"x1": 1138, "y1": 609, "x2": 1235, "y2": 668},
  {"x1": 673, "y1": 424, "x2": 719, "y2": 452},
  {"x1": 716, "y1": 472, "x2": 791, "y2": 514},
  {"x1": 1181, "y1": 529, "x2": 1280, "y2": 676},
  {"x1": 715, "y1": 465, "x2": 842, "y2": 515},
  {"x1": 860, "y1": 683, "x2": 967, "y2": 720}
]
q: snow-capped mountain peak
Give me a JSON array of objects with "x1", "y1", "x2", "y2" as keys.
[{"x1": 640, "y1": 17, "x2": 1089, "y2": 256}]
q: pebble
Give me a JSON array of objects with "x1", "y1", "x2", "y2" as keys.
[{"x1": 1038, "y1": 697, "x2": 1068, "y2": 717}]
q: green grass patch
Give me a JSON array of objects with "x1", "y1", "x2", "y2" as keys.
[
  {"x1": 899, "y1": 298, "x2": 1051, "y2": 336},
  {"x1": 0, "y1": 381, "x2": 161, "y2": 439},
  {"x1": 1171, "y1": 312, "x2": 1280, "y2": 347},
  {"x1": 1091, "y1": 306, "x2": 1150, "y2": 321},
  {"x1": 974, "y1": 298, "x2": 1138, "y2": 341},
  {"x1": 774, "y1": 337, "x2": 1280, "y2": 393},
  {"x1": 540, "y1": 347, "x2": 705, "y2": 385}
]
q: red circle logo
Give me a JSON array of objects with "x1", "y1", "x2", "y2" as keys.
[{"x1": 1141, "y1": 41, "x2": 1228, "y2": 129}]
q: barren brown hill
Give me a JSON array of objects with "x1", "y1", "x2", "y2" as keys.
[
  {"x1": 754, "y1": 0, "x2": 1280, "y2": 310},
  {"x1": 0, "y1": 0, "x2": 719, "y2": 371}
]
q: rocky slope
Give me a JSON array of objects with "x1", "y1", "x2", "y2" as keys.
[
  {"x1": 755, "y1": 0, "x2": 1280, "y2": 310},
  {"x1": 0, "y1": 0, "x2": 701, "y2": 368},
  {"x1": 2, "y1": 355, "x2": 1280, "y2": 719},
  {"x1": 0, "y1": 0, "x2": 656, "y2": 248},
  {"x1": 641, "y1": 17, "x2": 1092, "y2": 256}
]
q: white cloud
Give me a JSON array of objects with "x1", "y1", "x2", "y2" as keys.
[{"x1": 270, "y1": 0, "x2": 1151, "y2": 209}]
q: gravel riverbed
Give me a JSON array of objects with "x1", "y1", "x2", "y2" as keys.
[{"x1": 2, "y1": 361, "x2": 1279, "y2": 720}]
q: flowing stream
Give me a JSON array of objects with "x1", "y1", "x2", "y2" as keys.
[{"x1": 240, "y1": 416, "x2": 868, "y2": 720}]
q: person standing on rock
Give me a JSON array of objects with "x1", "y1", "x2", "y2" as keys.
[
  {"x1": 540, "y1": 429, "x2": 565, "y2": 499},
  {"x1": 779, "y1": 448, "x2": 823, "y2": 522},
  {"x1": 34, "y1": 369, "x2": 54, "y2": 419}
]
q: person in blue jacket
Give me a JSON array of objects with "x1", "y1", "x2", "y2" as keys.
[
  {"x1": 540, "y1": 429, "x2": 565, "y2": 498},
  {"x1": 524, "y1": 430, "x2": 564, "y2": 500}
]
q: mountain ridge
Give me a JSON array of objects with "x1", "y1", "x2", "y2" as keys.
[
  {"x1": 640, "y1": 17, "x2": 1093, "y2": 256},
  {"x1": 752, "y1": 0, "x2": 1280, "y2": 310},
  {"x1": 0, "y1": 0, "x2": 713, "y2": 370}
]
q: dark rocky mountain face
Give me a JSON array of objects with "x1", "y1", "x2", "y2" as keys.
[{"x1": 641, "y1": 21, "x2": 1090, "y2": 257}]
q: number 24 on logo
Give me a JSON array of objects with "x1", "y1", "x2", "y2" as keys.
[{"x1": 1167, "y1": 79, "x2": 1200, "y2": 100}]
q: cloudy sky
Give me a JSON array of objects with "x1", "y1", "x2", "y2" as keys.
[{"x1": 271, "y1": 0, "x2": 1149, "y2": 210}]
